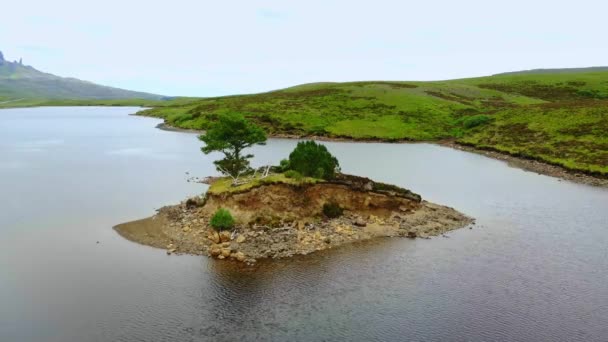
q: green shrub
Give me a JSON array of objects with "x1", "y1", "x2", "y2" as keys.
[
  {"x1": 279, "y1": 158, "x2": 291, "y2": 172},
  {"x1": 288, "y1": 141, "x2": 340, "y2": 179},
  {"x1": 284, "y1": 170, "x2": 303, "y2": 181},
  {"x1": 322, "y1": 202, "x2": 343, "y2": 218},
  {"x1": 459, "y1": 115, "x2": 493, "y2": 129},
  {"x1": 210, "y1": 208, "x2": 235, "y2": 231}
]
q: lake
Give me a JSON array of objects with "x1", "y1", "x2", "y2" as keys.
[{"x1": 1, "y1": 107, "x2": 607, "y2": 342}]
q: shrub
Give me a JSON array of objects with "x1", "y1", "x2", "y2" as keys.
[
  {"x1": 322, "y1": 202, "x2": 343, "y2": 218},
  {"x1": 279, "y1": 158, "x2": 291, "y2": 172},
  {"x1": 288, "y1": 141, "x2": 340, "y2": 179},
  {"x1": 459, "y1": 115, "x2": 493, "y2": 129},
  {"x1": 210, "y1": 208, "x2": 235, "y2": 231},
  {"x1": 284, "y1": 170, "x2": 303, "y2": 181}
]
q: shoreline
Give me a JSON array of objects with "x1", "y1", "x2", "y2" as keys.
[
  {"x1": 154, "y1": 122, "x2": 608, "y2": 188},
  {"x1": 114, "y1": 178, "x2": 474, "y2": 263}
]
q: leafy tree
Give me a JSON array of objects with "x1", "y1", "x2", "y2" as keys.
[
  {"x1": 288, "y1": 140, "x2": 340, "y2": 179},
  {"x1": 199, "y1": 113, "x2": 267, "y2": 183}
]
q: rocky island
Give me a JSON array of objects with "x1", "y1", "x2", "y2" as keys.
[
  {"x1": 114, "y1": 114, "x2": 473, "y2": 263},
  {"x1": 115, "y1": 172, "x2": 472, "y2": 263}
]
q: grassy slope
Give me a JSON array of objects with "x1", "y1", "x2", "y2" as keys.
[{"x1": 140, "y1": 71, "x2": 608, "y2": 176}]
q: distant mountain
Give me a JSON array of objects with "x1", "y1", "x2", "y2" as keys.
[
  {"x1": 494, "y1": 66, "x2": 608, "y2": 76},
  {"x1": 0, "y1": 50, "x2": 162, "y2": 100}
]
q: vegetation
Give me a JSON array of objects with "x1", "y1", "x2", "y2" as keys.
[
  {"x1": 322, "y1": 202, "x2": 343, "y2": 218},
  {"x1": 2, "y1": 56, "x2": 606, "y2": 177},
  {"x1": 199, "y1": 113, "x2": 267, "y2": 182},
  {"x1": 284, "y1": 170, "x2": 303, "y2": 181},
  {"x1": 210, "y1": 208, "x2": 235, "y2": 231},
  {"x1": 138, "y1": 70, "x2": 608, "y2": 176},
  {"x1": 207, "y1": 173, "x2": 321, "y2": 195},
  {"x1": 287, "y1": 141, "x2": 340, "y2": 179}
]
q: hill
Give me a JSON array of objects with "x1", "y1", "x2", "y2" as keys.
[
  {"x1": 494, "y1": 66, "x2": 608, "y2": 76},
  {"x1": 0, "y1": 50, "x2": 162, "y2": 101},
  {"x1": 140, "y1": 71, "x2": 608, "y2": 177}
]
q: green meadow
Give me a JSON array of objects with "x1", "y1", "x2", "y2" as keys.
[{"x1": 139, "y1": 71, "x2": 608, "y2": 176}]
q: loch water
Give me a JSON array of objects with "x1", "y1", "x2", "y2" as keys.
[{"x1": 1, "y1": 107, "x2": 607, "y2": 341}]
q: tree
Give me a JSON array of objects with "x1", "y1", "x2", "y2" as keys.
[
  {"x1": 199, "y1": 113, "x2": 267, "y2": 184},
  {"x1": 287, "y1": 140, "x2": 340, "y2": 179}
]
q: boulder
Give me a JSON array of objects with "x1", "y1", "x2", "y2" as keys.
[
  {"x1": 208, "y1": 233, "x2": 220, "y2": 244},
  {"x1": 234, "y1": 252, "x2": 246, "y2": 262},
  {"x1": 210, "y1": 247, "x2": 221, "y2": 257},
  {"x1": 354, "y1": 218, "x2": 367, "y2": 227},
  {"x1": 221, "y1": 248, "x2": 232, "y2": 257},
  {"x1": 219, "y1": 231, "x2": 232, "y2": 242},
  {"x1": 236, "y1": 235, "x2": 246, "y2": 243}
]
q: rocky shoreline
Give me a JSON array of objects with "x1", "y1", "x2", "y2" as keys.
[
  {"x1": 443, "y1": 142, "x2": 608, "y2": 188},
  {"x1": 152, "y1": 121, "x2": 608, "y2": 188},
  {"x1": 114, "y1": 175, "x2": 474, "y2": 263}
]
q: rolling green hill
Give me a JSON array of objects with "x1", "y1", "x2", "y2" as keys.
[
  {"x1": 0, "y1": 50, "x2": 162, "y2": 101},
  {"x1": 140, "y1": 71, "x2": 608, "y2": 176}
]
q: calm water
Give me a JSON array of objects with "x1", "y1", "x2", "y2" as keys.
[{"x1": 1, "y1": 107, "x2": 607, "y2": 342}]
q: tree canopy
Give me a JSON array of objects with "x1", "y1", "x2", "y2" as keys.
[
  {"x1": 287, "y1": 140, "x2": 340, "y2": 179},
  {"x1": 199, "y1": 113, "x2": 267, "y2": 180}
]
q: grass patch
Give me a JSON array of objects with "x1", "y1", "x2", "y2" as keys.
[{"x1": 207, "y1": 173, "x2": 323, "y2": 194}]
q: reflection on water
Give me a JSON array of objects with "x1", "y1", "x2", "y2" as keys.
[{"x1": 1, "y1": 107, "x2": 607, "y2": 341}]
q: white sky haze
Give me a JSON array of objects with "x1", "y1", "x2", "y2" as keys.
[{"x1": 2, "y1": 0, "x2": 607, "y2": 96}]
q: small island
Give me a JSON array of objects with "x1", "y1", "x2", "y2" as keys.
[{"x1": 115, "y1": 114, "x2": 473, "y2": 263}]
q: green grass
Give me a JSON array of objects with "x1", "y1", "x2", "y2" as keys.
[
  {"x1": 141, "y1": 71, "x2": 608, "y2": 176},
  {"x1": 208, "y1": 173, "x2": 322, "y2": 194}
]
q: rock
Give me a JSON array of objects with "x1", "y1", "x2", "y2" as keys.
[
  {"x1": 236, "y1": 235, "x2": 246, "y2": 243},
  {"x1": 297, "y1": 221, "x2": 305, "y2": 230},
  {"x1": 219, "y1": 231, "x2": 232, "y2": 242},
  {"x1": 407, "y1": 229, "x2": 417, "y2": 238},
  {"x1": 354, "y1": 218, "x2": 367, "y2": 227},
  {"x1": 210, "y1": 247, "x2": 221, "y2": 257},
  {"x1": 324, "y1": 237, "x2": 331, "y2": 244},
  {"x1": 207, "y1": 233, "x2": 220, "y2": 244},
  {"x1": 182, "y1": 226, "x2": 191, "y2": 233},
  {"x1": 221, "y1": 248, "x2": 232, "y2": 257},
  {"x1": 234, "y1": 252, "x2": 246, "y2": 262},
  {"x1": 218, "y1": 255, "x2": 225, "y2": 260}
]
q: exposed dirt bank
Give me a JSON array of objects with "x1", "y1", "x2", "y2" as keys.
[{"x1": 115, "y1": 174, "x2": 473, "y2": 263}]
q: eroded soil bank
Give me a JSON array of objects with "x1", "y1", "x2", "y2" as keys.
[{"x1": 115, "y1": 175, "x2": 473, "y2": 263}]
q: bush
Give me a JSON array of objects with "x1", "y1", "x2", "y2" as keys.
[
  {"x1": 284, "y1": 170, "x2": 303, "y2": 181},
  {"x1": 210, "y1": 208, "x2": 235, "y2": 231},
  {"x1": 279, "y1": 158, "x2": 291, "y2": 172},
  {"x1": 288, "y1": 141, "x2": 340, "y2": 179},
  {"x1": 459, "y1": 115, "x2": 493, "y2": 129},
  {"x1": 322, "y1": 202, "x2": 343, "y2": 218}
]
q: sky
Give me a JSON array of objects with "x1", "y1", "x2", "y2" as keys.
[{"x1": 2, "y1": 0, "x2": 607, "y2": 97}]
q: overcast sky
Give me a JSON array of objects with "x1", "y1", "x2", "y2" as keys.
[{"x1": 2, "y1": 0, "x2": 606, "y2": 96}]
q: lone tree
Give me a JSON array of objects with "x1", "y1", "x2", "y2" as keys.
[{"x1": 199, "y1": 113, "x2": 267, "y2": 184}]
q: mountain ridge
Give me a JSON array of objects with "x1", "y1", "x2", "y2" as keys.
[{"x1": 0, "y1": 50, "x2": 162, "y2": 100}]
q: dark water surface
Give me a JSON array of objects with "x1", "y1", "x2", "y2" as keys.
[{"x1": 1, "y1": 107, "x2": 607, "y2": 342}]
